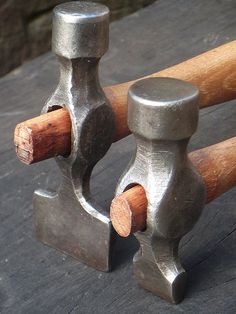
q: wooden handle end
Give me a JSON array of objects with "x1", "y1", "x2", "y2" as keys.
[
  {"x1": 110, "y1": 185, "x2": 147, "y2": 237},
  {"x1": 14, "y1": 108, "x2": 71, "y2": 165},
  {"x1": 14, "y1": 124, "x2": 35, "y2": 164}
]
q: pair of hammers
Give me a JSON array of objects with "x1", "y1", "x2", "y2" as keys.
[{"x1": 14, "y1": 1, "x2": 236, "y2": 304}]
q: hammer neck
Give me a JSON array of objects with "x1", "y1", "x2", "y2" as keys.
[
  {"x1": 136, "y1": 136, "x2": 189, "y2": 165},
  {"x1": 58, "y1": 56, "x2": 103, "y2": 102}
]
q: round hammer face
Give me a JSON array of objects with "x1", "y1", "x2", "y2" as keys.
[
  {"x1": 128, "y1": 77, "x2": 199, "y2": 141},
  {"x1": 52, "y1": 1, "x2": 109, "y2": 58}
]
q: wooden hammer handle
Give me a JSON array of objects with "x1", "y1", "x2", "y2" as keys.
[
  {"x1": 15, "y1": 41, "x2": 236, "y2": 164},
  {"x1": 14, "y1": 108, "x2": 71, "y2": 165},
  {"x1": 110, "y1": 137, "x2": 236, "y2": 237},
  {"x1": 107, "y1": 40, "x2": 236, "y2": 140}
]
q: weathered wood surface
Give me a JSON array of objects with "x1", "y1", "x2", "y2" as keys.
[{"x1": 0, "y1": 0, "x2": 236, "y2": 313}]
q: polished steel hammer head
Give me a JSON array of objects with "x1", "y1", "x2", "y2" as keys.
[
  {"x1": 52, "y1": 1, "x2": 109, "y2": 58},
  {"x1": 116, "y1": 77, "x2": 206, "y2": 303},
  {"x1": 128, "y1": 77, "x2": 199, "y2": 140},
  {"x1": 33, "y1": 2, "x2": 116, "y2": 272}
]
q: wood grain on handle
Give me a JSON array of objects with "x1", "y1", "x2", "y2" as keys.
[
  {"x1": 110, "y1": 137, "x2": 236, "y2": 237},
  {"x1": 14, "y1": 108, "x2": 71, "y2": 164},
  {"x1": 14, "y1": 40, "x2": 236, "y2": 164},
  {"x1": 106, "y1": 40, "x2": 236, "y2": 140}
]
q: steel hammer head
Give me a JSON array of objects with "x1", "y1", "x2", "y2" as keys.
[
  {"x1": 128, "y1": 77, "x2": 199, "y2": 140},
  {"x1": 116, "y1": 77, "x2": 206, "y2": 303},
  {"x1": 33, "y1": 2, "x2": 116, "y2": 272},
  {"x1": 52, "y1": 1, "x2": 109, "y2": 58}
]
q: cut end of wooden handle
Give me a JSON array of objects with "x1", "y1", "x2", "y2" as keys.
[
  {"x1": 14, "y1": 108, "x2": 72, "y2": 165},
  {"x1": 110, "y1": 185, "x2": 147, "y2": 237},
  {"x1": 14, "y1": 124, "x2": 35, "y2": 164},
  {"x1": 110, "y1": 197, "x2": 133, "y2": 237}
]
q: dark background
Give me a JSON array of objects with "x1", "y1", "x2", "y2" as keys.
[{"x1": 0, "y1": 0, "x2": 155, "y2": 77}]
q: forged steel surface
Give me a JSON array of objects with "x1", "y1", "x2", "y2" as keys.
[
  {"x1": 52, "y1": 2, "x2": 109, "y2": 58},
  {"x1": 33, "y1": 2, "x2": 116, "y2": 271},
  {"x1": 116, "y1": 78, "x2": 206, "y2": 303}
]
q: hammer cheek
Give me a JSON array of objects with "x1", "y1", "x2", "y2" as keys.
[{"x1": 79, "y1": 104, "x2": 115, "y2": 164}]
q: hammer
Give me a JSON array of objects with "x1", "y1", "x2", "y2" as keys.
[
  {"x1": 15, "y1": 40, "x2": 236, "y2": 164},
  {"x1": 112, "y1": 77, "x2": 236, "y2": 303},
  {"x1": 32, "y1": 1, "x2": 117, "y2": 272}
]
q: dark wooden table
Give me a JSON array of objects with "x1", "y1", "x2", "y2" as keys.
[{"x1": 0, "y1": 0, "x2": 236, "y2": 313}]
